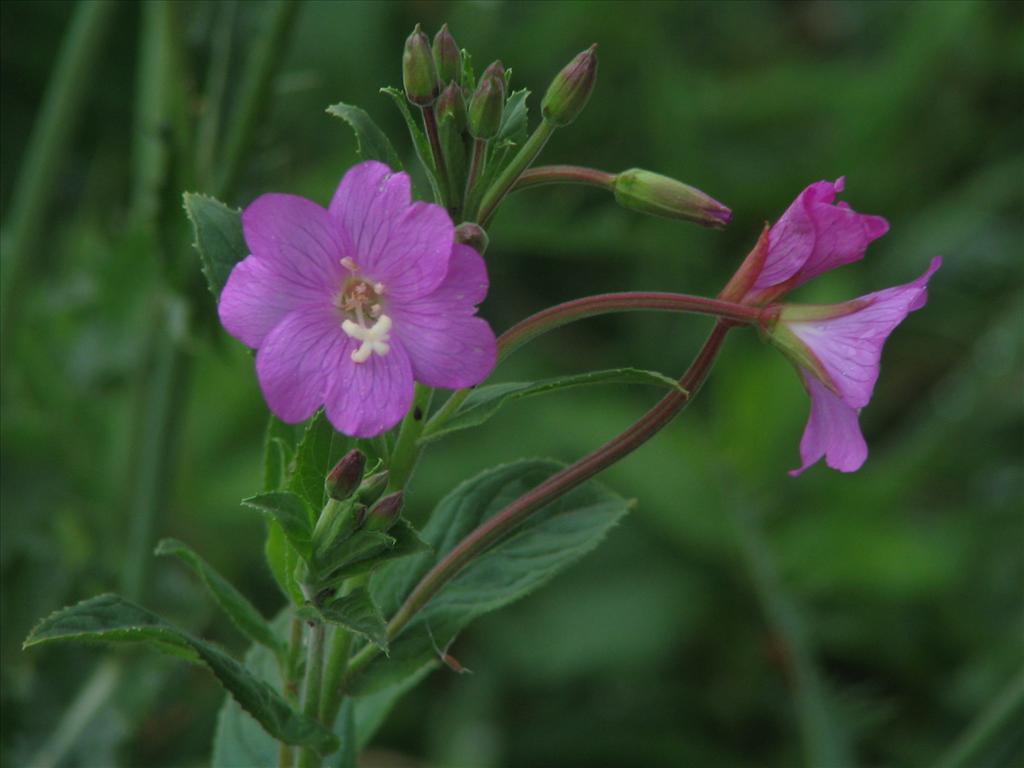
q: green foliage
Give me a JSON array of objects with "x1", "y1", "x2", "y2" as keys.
[
  {"x1": 183, "y1": 192, "x2": 246, "y2": 298},
  {"x1": 325, "y1": 102, "x2": 402, "y2": 170},
  {"x1": 25, "y1": 595, "x2": 338, "y2": 754},
  {"x1": 303, "y1": 588, "x2": 388, "y2": 650},
  {"x1": 155, "y1": 538, "x2": 285, "y2": 658},
  {"x1": 420, "y1": 367, "x2": 684, "y2": 444},
  {"x1": 351, "y1": 459, "x2": 632, "y2": 695},
  {"x1": 244, "y1": 492, "x2": 314, "y2": 560}
]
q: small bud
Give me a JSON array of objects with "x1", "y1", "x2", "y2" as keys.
[
  {"x1": 481, "y1": 60, "x2": 506, "y2": 86},
  {"x1": 353, "y1": 470, "x2": 389, "y2": 507},
  {"x1": 612, "y1": 169, "x2": 732, "y2": 229},
  {"x1": 311, "y1": 498, "x2": 363, "y2": 552},
  {"x1": 468, "y1": 69, "x2": 505, "y2": 140},
  {"x1": 436, "y1": 81, "x2": 467, "y2": 131},
  {"x1": 541, "y1": 44, "x2": 598, "y2": 127},
  {"x1": 403, "y1": 24, "x2": 440, "y2": 106},
  {"x1": 363, "y1": 491, "x2": 404, "y2": 533},
  {"x1": 433, "y1": 24, "x2": 462, "y2": 86},
  {"x1": 324, "y1": 449, "x2": 366, "y2": 501},
  {"x1": 454, "y1": 222, "x2": 489, "y2": 254}
]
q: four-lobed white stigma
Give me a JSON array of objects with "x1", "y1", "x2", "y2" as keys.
[{"x1": 342, "y1": 314, "x2": 393, "y2": 363}]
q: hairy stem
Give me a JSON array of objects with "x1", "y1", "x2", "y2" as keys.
[
  {"x1": 387, "y1": 384, "x2": 433, "y2": 491},
  {"x1": 318, "y1": 626, "x2": 353, "y2": 727},
  {"x1": 475, "y1": 118, "x2": 557, "y2": 225},
  {"x1": 296, "y1": 621, "x2": 326, "y2": 768},
  {"x1": 345, "y1": 321, "x2": 732, "y2": 685},
  {"x1": 512, "y1": 164, "x2": 615, "y2": 191}
]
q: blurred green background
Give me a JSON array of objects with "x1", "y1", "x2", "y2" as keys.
[{"x1": 2, "y1": 1, "x2": 1022, "y2": 766}]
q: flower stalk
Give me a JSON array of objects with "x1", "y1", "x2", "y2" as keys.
[
  {"x1": 475, "y1": 118, "x2": 557, "y2": 225},
  {"x1": 512, "y1": 164, "x2": 615, "y2": 192},
  {"x1": 297, "y1": 620, "x2": 326, "y2": 768}
]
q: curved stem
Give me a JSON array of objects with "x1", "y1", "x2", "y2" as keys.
[
  {"x1": 475, "y1": 119, "x2": 557, "y2": 225},
  {"x1": 425, "y1": 292, "x2": 758, "y2": 436},
  {"x1": 512, "y1": 165, "x2": 614, "y2": 191},
  {"x1": 345, "y1": 321, "x2": 732, "y2": 686}
]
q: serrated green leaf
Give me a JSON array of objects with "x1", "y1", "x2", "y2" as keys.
[
  {"x1": 326, "y1": 102, "x2": 402, "y2": 170},
  {"x1": 26, "y1": 595, "x2": 338, "y2": 754},
  {"x1": 155, "y1": 538, "x2": 284, "y2": 657},
  {"x1": 213, "y1": 610, "x2": 430, "y2": 764},
  {"x1": 354, "y1": 460, "x2": 632, "y2": 695},
  {"x1": 244, "y1": 491, "x2": 314, "y2": 560},
  {"x1": 288, "y1": 410, "x2": 353, "y2": 512},
  {"x1": 183, "y1": 192, "x2": 246, "y2": 298},
  {"x1": 314, "y1": 531, "x2": 394, "y2": 586},
  {"x1": 421, "y1": 368, "x2": 685, "y2": 444},
  {"x1": 496, "y1": 87, "x2": 529, "y2": 147},
  {"x1": 265, "y1": 520, "x2": 305, "y2": 605},
  {"x1": 317, "y1": 588, "x2": 388, "y2": 651},
  {"x1": 380, "y1": 86, "x2": 443, "y2": 203}
]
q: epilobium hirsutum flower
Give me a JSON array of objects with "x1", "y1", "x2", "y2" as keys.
[
  {"x1": 763, "y1": 257, "x2": 941, "y2": 475},
  {"x1": 218, "y1": 161, "x2": 497, "y2": 437},
  {"x1": 736, "y1": 177, "x2": 941, "y2": 475}
]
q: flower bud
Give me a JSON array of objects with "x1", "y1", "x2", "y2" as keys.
[
  {"x1": 353, "y1": 470, "x2": 389, "y2": 507},
  {"x1": 363, "y1": 491, "x2": 404, "y2": 533},
  {"x1": 612, "y1": 169, "x2": 732, "y2": 229},
  {"x1": 324, "y1": 449, "x2": 366, "y2": 501},
  {"x1": 468, "y1": 69, "x2": 505, "y2": 140},
  {"x1": 541, "y1": 44, "x2": 598, "y2": 127},
  {"x1": 481, "y1": 60, "x2": 506, "y2": 87},
  {"x1": 432, "y1": 24, "x2": 462, "y2": 86},
  {"x1": 455, "y1": 222, "x2": 489, "y2": 254},
  {"x1": 436, "y1": 81, "x2": 467, "y2": 132},
  {"x1": 403, "y1": 24, "x2": 440, "y2": 106}
]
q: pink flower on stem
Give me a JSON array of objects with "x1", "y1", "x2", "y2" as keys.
[
  {"x1": 218, "y1": 161, "x2": 497, "y2": 437},
  {"x1": 730, "y1": 177, "x2": 941, "y2": 474}
]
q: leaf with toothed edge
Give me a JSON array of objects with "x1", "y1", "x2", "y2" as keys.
[
  {"x1": 183, "y1": 192, "x2": 246, "y2": 299},
  {"x1": 326, "y1": 102, "x2": 402, "y2": 170},
  {"x1": 25, "y1": 594, "x2": 338, "y2": 754}
]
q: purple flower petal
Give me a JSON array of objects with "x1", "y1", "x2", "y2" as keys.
[
  {"x1": 753, "y1": 178, "x2": 889, "y2": 294},
  {"x1": 328, "y1": 161, "x2": 453, "y2": 300},
  {"x1": 243, "y1": 194, "x2": 344, "y2": 294},
  {"x1": 255, "y1": 305, "x2": 348, "y2": 424},
  {"x1": 324, "y1": 338, "x2": 415, "y2": 438},
  {"x1": 785, "y1": 257, "x2": 941, "y2": 408},
  {"x1": 390, "y1": 245, "x2": 497, "y2": 388},
  {"x1": 219, "y1": 255, "x2": 327, "y2": 348},
  {"x1": 790, "y1": 372, "x2": 868, "y2": 476}
]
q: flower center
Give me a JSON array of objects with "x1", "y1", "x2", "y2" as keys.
[{"x1": 337, "y1": 259, "x2": 391, "y2": 363}]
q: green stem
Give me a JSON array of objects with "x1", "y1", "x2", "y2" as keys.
[
  {"x1": 932, "y1": 668, "x2": 1024, "y2": 768},
  {"x1": 421, "y1": 106, "x2": 451, "y2": 210},
  {"x1": 297, "y1": 621, "x2": 326, "y2": 768},
  {"x1": 474, "y1": 118, "x2": 557, "y2": 225},
  {"x1": 318, "y1": 626, "x2": 353, "y2": 726},
  {"x1": 386, "y1": 384, "x2": 433, "y2": 491},
  {"x1": 345, "y1": 322, "x2": 732, "y2": 686},
  {"x1": 512, "y1": 164, "x2": 615, "y2": 191},
  {"x1": 0, "y1": 0, "x2": 116, "y2": 334},
  {"x1": 215, "y1": 0, "x2": 302, "y2": 197},
  {"x1": 425, "y1": 291, "x2": 761, "y2": 437},
  {"x1": 462, "y1": 137, "x2": 488, "y2": 216}
]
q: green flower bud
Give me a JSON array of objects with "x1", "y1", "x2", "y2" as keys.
[
  {"x1": 468, "y1": 68, "x2": 505, "y2": 140},
  {"x1": 612, "y1": 168, "x2": 733, "y2": 229},
  {"x1": 363, "y1": 491, "x2": 404, "y2": 533},
  {"x1": 454, "y1": 222, "x2": 489, "y2": 254},
  {"x1": 541, "y1": 44, "x2": 598, "y2": 127},
  {"x1": 403, "y1": 24, "x2": 440, "y2": 106},
  {"x1": 311, "y1": 498, "x2": 363, "y2": 554},
  {"x1": 436, "y1": 81, "x2": 467, "y2": 132},
  {"x1": 353, "y1": 470, "x2": 389, "y2": 507},
  {"x1": 324, "y1": 449, "x2": 366, "y2": 501},
  {"x1": 432, "y1": 23, "x2": 462, "y2": 86},
  {"x1": 481, "y1": 59, "x2": 506, "y2": 87}
]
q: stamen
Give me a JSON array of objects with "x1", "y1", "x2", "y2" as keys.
[{"x1": 341, "y1": 256, "x2": 358, "y2": 272}]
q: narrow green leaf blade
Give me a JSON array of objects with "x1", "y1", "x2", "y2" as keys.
[
  {"x1": 318, "y1": 588, "x2": 388, "y2": 651},
  {"x1": 244, "y1": 491, "x2": 314, "y2": 560},
  {"x1": 155, "y1": 538, "x2": 284, "y2": 656},
  {"x1": 183, "y1": 192, "x2": 246, "y2": 298},
  {"x1": 421, "y1": 368, "x2": 684, "y2": 444},
  {"x1": 380, "y1": 86, "x2": 442, "y2": 202},
  {"x1": 326, "y1": 102, "x2": 402, "y2": 170},
  {"x1": 354, "y1": 460, "x2": 632, "y2": 695},
  {"x1": 26, "y1": 595, "x2": 338, "y2": 754},
  {"x1": 288, "y1": 410, "x2": 353, "y2": 511}
]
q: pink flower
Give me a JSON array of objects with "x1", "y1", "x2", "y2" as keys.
[
  {"x1": 742, "y1": 177, "x2": 890, "y2": 305},
  {"x1": 766, "y1": 257, "x2": 942, "y2": 475},
  {"x1": 218, "y1": 161, "x2": 497, "y2": 437}
]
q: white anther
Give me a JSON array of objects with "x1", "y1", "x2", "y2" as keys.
[
  {"x1": 373, "y1": 282, "x2": 385, "y2": 294},
  {"x1": 340, "y1": 257, "x2": 358, "y2": 271},
  {"x1": 342, "y1": 314, "x2": 392, "y2": 364}
]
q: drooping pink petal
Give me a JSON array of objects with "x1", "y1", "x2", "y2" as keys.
[
  {"x1": 219, "y1": 255, "x2": 328, "y2": 348},
  {"x1": 242, "y1": 194, "x2": 345, "y2": 293},
  {"x1": 785, "y1": 257, "x2": 941, "y2": 408},
  {"x1": 254, "y1": 305, "x2": 347, "y2": 424},
  {"x1": 753, "y1": 178, "x2": 889, "y2": 294},
  {"x1": 390, "y1": 245, "x2": 497, "y2": 389},
  {"x1": 790, "y1": 372, "x2": 868, "y2": 476},
  {"x1": 323, "y1": 338, "x2": 415, "y2": 438},
  {"x1": 328, "y1": 161, "x2": 453, "y2": 300}
]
